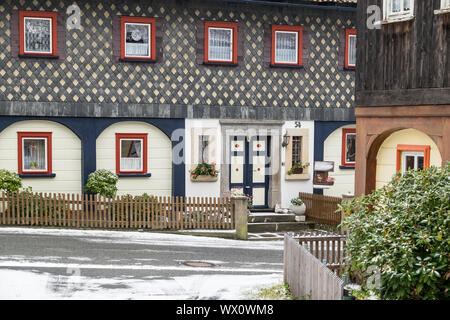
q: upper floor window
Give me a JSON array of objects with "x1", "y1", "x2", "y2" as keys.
[
  {"x1": 204, "y1": 21, "x2": 238, "y2": 64},
  {"x1": 19, "y1": 10, "x2": 58, "y2": 57},
  {"x1": 442, "y1": 0, "x2": 450, "y2": 9},
  {"x1": 115, "y1": 133, "x2": 148, "y2": 174},
  {"x1": 396, "y1": 145, "x2": 430, "y2": 174},
  {"x1": 120, "y1": 17, "x2": 156, "y2": 61},
  {"x1": 18, "y1": 132, "x2": 53, "y2": 175},
  {"x1": 384, "y1": 0, "x2": 414, "y2": 22},
  {"x1": 271, "y1": 25, "x2": 303, "y2": 67},
  {"x1": 345, "y1": 29, "x2": 357, "y2": 69}
]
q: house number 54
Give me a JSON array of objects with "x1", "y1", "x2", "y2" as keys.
[{"x1": 66, "y1": 5, "x2": 81, "y2": 30}]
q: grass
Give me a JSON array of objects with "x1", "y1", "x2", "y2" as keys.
[{"x1": 245, "y1": 282, "x2": 296, "y2": 300}]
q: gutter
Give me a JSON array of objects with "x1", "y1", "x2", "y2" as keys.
[{"x1": 205, "y1": 0, "x2": 357, "y2": 12}]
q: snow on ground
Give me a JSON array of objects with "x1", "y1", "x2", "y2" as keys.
[
  {"x1": 0, "y1": 269, "x2": 282, "y2": 300},
  {"x1": 0, "y1": 227, "x2": 283, "y2": 250}
]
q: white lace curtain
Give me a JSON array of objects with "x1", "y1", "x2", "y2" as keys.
[
  {"x1": 275, "y1": 31, "x2": 297, "y2": 64},
  {"x1": 24, "y1": 18, "x2": 51, "y2": 53},
  {"x1": 208, "y1": 28, "x2": 232, "y2": 61},
  {"x1": 23, "y1": 139, "x2": 46, "y2": 170},
  {"x1": 125, "y1": 23, "x2": 150, "y2": 57},
  {"x1": 120, "y1": 140, "x2": 142, "y2": 171},
  {"x1": 348, "y1": 35, "x2": 356, "y2": 66}
]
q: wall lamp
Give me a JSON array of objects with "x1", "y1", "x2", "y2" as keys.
[{"x1": 282, "y1": 132, "x2": 290, "y2": 148}]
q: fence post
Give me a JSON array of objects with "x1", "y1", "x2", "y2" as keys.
[{"x1": 231, "y1": 196, "x2": 248, "y2": 240}]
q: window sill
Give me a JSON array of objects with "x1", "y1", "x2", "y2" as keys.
[
  {"x1": 343, "y1": 66, "x2": 356, "y2": 71},
  {"x1": 270, "y1": 64, "x2": 303, "y2": 69},
  {"x1": 339, "y1": 165, "x2": 355, "y2": 170},
  {"x1": 202, "y1": 61, "x2": 238, "y2": 67},
  {"x1": 117, "y1": 173, "x2": 152, "y2": 178},
  {"x1": 377, "y1": 16, "x2": 415, "y2": 25},
  {"x1": 285, "y1": 173, "x2": 310, "y2": 181},
  {"x1": 119, "y1": 58, "x2": 157, "y2": 63},
  {"x1": 434, "y1": 8, "x2": 450, "y2": 15},
  {"x1": 18, "y1": 54, "x2": 59, "y2": 59},
  {"x1": 19, "y1": 173, "x2": 56, "y2": 178}
]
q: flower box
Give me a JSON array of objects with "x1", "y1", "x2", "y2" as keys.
[{"x1": 190, "y1": 175, "x2": 218, "y2": 182}]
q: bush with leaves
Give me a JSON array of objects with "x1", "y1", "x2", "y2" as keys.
[
  {"x1": 84, "y1": 169, "x2": 118, "y2": 198},
  {"x1": 339, "y1": 163, "x2": 450, "y2": 300},
  {"x1": 0, "y1": 169, "x2": 22, "y2": 193}
]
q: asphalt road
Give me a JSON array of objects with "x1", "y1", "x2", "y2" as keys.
[{"x1": 0, "y1": 228, "x2": 284, "y2": 299}]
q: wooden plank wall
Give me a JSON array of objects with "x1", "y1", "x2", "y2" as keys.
[{"x1": 284, "y1": 234, "x2": 344, "y2": 300}]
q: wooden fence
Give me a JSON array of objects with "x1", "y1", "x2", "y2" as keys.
[
  {"x1": 284, "y1": 233, "x2": 344, "y2": 300},
  {"x1": 293, "y1": 231, "x2": 347, "y2": 276},
  {"x1": 298, "y1": 192, "x2": 343, "y2": 226},
  {"x1": 0, "y1": 191, "x2": 233, "y2": 230}
]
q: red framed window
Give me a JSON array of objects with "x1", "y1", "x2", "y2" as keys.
[
  {"x1": 204, "y1": 21, "x2": 238, "y2": 64},
  {"x1": 396, "y1": 145, "x2": 430, "y2": 173},
  {"x1": 120, "y1": 16, "x2": 156, "y2": 61},
  {"x1": 18, "y1": 132, "x2": 53, "y2": 175},
  {"x1": 341, "y1": 128, "x2": 356, "y2": 166},
  {"x1": 19, "y1": 10, "x2": 58, "y2": 57},
  {"x1": 345, "y1": 29, "x2": 357, "y2": 69},
  {"x1": 115, "y1": 133, "x2": 148, "y2": 174},
  {"x1": 271, "y1": 25, "x2": 303, "y2": 67}
]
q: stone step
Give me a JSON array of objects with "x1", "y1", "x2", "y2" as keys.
[
  {"x1": 248, "y1": 221, "x2": 316, "y2": 233},
  {"x1": 248, "y1": 213, "x2": 297, "y2": 223}
]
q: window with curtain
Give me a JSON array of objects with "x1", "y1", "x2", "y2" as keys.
[
  {"x1": 23, "y1": 138, "x2": 47, "y2": 171},
  {"x1": 347, "y1": 35, "x2": 356, "y2": 67},
  {"x1": 24, "y1": 17, "x2": 52, "y2": 53},
  {"x1": 124, "y1": 23, "x2": 150, "y2": 58},
  {"x1": 275, "y1": 31, "x2": 298, "y2": 64},
  {"x1": 120, "y1": 139, "x2": 143, "y2": 172},
  {"x1": 385, "y1": 0, "x2": 414, "y2": 20},
  {"x1": 208, "y1": 28, "x2": 233, "y2": 62},
  {"x1": 291, "y1": 136, "x2": 302, "y2": 166}
]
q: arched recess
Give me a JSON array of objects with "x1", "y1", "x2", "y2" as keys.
[
  {"x1": 96, "y1": 121, "x2": 172, "y2": 196},
  {"x1": 366, "y1": 128, "x2": 443, "y2": 193},
  {"x1": 0, "y1": 120, "x2": 82, "y2": 193}
]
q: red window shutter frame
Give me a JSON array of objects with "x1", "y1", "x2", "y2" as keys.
[
  {"x1": 19, "y1": 10, "x2": 58, "y2": 56},
  {"x1": 120, "y1": 16, "x2": 157, "y2": 61},
  {"x1": 115, "y1": 133, "x2": 148, "y2": 174},
  {"x1": 17, "y1": 132, "x2": 53, "y2": 175},
  {"x1": 341, "y1": 128, "x2": 356, "y2": 166},
  {"x1": 271, "y1": 25, "x2": 303, "y2": 67},
  {"x1": 344, "y1": 28, "x2": 357, "y2": 69},
  {"x1": 204, "y1": 21, "x2": 238, "y2": 64},
  {"x1": 395, "y1": 145, "x2": 431, "y2": 173}
]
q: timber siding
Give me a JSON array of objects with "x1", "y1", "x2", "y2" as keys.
[
  {"x1": 0, "y1": 0, "x2": 356, "y2": 119},
  {"x1": 356, "y1": 0, "x2": 450, "y2": 107}
]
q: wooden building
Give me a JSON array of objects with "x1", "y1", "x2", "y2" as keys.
[{"x1": 355, "y1": 0, "x2": 450, "y2": 195}]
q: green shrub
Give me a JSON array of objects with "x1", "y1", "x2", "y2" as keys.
[
  {"x1": 339, "y1": 163, "x2": 450, "y2": 300},
  {"x1": 0, "y1": 169, "x2": 22, "y2": 193},
  {"x1": 290, "y1": 197, "x2": 304, "y2": 206},
  {"x1": 84, "y1": 169, "x2": 118, "y2": 198}
]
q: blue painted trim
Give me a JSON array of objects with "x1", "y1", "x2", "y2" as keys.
[
  {"x1": 0, "y1": 116, "x2": 185, "y2": 197},
  {"x1": 339, "y1": 165, "x2": 355, "y2": 170},
  {"x1": 118, "y1": 173, "x2": 152, "y2": 178},
  {"x1": 313, "y1": 121, "x2": 355, "y2": 195}
]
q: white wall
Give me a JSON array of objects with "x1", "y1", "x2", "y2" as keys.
[
  {"x1": 376, "y1": 128, "x2": 442, "y2": 189},
  {"x1": 184, "y1": 119, "x2": 221, "y2": 198},
  {"x1": 0, "y1": 120, "x2": 82, "y2": 194},
  {"x1": 323, "y1": 124, "x2": 356, "y2": 197},
  {"x1": 280, "y1": 121, "x2": 314, "y2": 208},
  {"x1": 96, "y1": 121, "x2": 172, "y2": 196}
]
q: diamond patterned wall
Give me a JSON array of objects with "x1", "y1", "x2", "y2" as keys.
[{"x1": 0, "y1": 0, "x2": 356, "y2": 109}]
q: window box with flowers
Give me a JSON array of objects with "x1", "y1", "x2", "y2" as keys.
[
  {"x1": 287, "y1": 161, "x2": 310, "y2": 175},
  {"x1": 190, "y1": 161, "x2": 219, "y2": 182}
]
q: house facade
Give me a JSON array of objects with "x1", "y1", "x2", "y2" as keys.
[
  {"x1": 0, "y1": 0, "x2": 357, "y2": 208},
  {"x1": 355, "y1": 0, "x2": 450, "y2": 196}
]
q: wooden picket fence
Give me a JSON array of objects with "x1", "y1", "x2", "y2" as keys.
[
  {"x1": 298, "y1": 192, "x2": 343, "y2": 226},
  {"x1": 293, "y1": 231, "x2": 347, "y2": 276},
  {"x1": 0, "y1": 191, "x2": 233, "y2": 230},
  {"x1": 284, "y1": 233, "x2": 344, "y2": 300}
]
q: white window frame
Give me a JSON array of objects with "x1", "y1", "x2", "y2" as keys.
[
  {"x1": 23, "y1": 17, "x2": 53, "y2": 54},
  {"x1": 401, "y1": 151, "x2": 424, "y2": 173},
  {"x1": 119, "y1": 138, "x2": 143, "y2": 172},
  {"x1": 124, "y1": 22, "x2": 151, "y2": 58},
  {"x1": 383, "y1": 0, "x2": 414, "y2": 22},
  {"x1": 22, "y1": 137, "x2": 48, "y2": 172},
  {"x1": 442, "y1": 0, "x2": 450, "y2": 9},
  {"x1": 274, "y1": 30, "x2": 299, "y2": 65},
  {"x1": 347, "y1": 34, "x2": 357, "y2": 68},
  {"x1": 207, "y1": 27, "x2": 233, "y2": 62}
]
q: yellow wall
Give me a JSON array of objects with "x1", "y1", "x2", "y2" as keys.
[
  {"x1": 0, "y1": 120, "x2": 82, "y2": 193},
  {"x1": 376, "y1": 128, "x2": 442, "y2": 189},
  {"x1": 96, "y1": 121, "x2": 172, "y2": 196},
  {"x1": 323, "y1": 124, "x2": 356, "y2": 197}
]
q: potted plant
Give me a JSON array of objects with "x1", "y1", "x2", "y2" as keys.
[
  {"x1": 29, "y1": 162, "x2": 37, "y2": 170},
  {"x1": 289, "y1": 197, "x2": 306, "y2": 215},
  {"x1": 190, "y1": 161, "x2": 219, "y2": 182},
  {"x1": 287, "y1": 161, "x2": 309, "y2": 175}
]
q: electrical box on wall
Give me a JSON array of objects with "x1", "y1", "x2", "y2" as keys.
[{"x1": 313, "y1": 161, "x2": 335, "y2": 188}]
